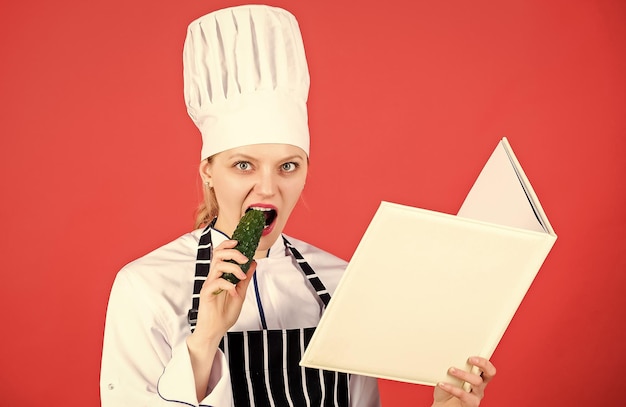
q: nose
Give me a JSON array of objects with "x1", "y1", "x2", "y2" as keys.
[{"x1": 254, "y1": 168, "x2": 277, "y2": 197}]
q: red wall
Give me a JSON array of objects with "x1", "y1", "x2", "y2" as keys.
[{"x1": 1, "y1": 1, "x2": 624, "y2": 405}]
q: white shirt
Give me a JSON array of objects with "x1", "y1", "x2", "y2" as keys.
[{"x1": 100, "y1": 228, "x2": 381, "y2": 406}]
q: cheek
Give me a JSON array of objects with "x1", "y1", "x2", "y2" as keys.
[
  {"x1": 214, "y1": 175, "x2": 250, "y2": 195},
  {"x1": 213, "y1": 181, "x2": 247, "y2": 211},
  {"x1": 282, "y1": 179, "x2": 306, "y2": 205}
]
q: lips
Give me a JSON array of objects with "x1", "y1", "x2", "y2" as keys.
[{"x1": 246, "y1": 205, "x2": 277, "y2": 235}]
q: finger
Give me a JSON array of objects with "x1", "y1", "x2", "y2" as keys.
[
  {"x1": 468, "y1": 356, "x2": 497, "y2": 383},
  {"x1": 213, "y1": 239, "x2": 239, "y2": 250},
  {"x1": 212, "y1": 239, "x2": 246, "y2": 262},
  {"x1": 200, "y1": 270, "x2": 241, "y2": 297},
  {"x1": 205, "y1": 262, "x2": 248, "y2": 285},
  {"x1": 212, "y1": 261, "x2": 257, "y2": 298},
  {"x1": 212, "y1": 247, "x2": 249, "y2": 267},
  {"x1": 448, "y1": 367, "x2": 483, "y2": 388},
  {"x1": 217, "y1": 261, "x2": 250, "y2": 281},
  {"x1": 233, "y1": 261, "x2": 257, "y2": 295},
  {"x1": 436, "y1": 382, "x2": 480, "y2": 406}
]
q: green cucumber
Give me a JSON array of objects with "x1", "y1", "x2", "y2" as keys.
[{"x1": 220, "y1": 209, "x2": 265, "y2": 285}]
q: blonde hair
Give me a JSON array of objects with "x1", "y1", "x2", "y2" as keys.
[{"x1": 194, "y1": 157, "x2": 219, "y2": 229}]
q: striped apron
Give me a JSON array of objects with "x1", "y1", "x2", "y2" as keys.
[{"x1": 188, "y1": 224, "x2": 350, "y2": 407}]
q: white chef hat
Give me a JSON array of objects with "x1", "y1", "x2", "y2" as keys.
[{"x1": 183, "y1": 4, "x2": 311, "y2": 161}]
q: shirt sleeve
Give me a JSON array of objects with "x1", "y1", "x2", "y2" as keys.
[
  {"x1": 349, "y1": 375, "x2": 382, "y2": 407},
  {"x1": 100, "y1": 269, "x2": 234, "y2": 407}
]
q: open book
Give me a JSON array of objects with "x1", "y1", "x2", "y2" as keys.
[{"x1": 300, "y1": 137, "x2": 557, "y2": 389}]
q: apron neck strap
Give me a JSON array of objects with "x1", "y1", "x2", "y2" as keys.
[{"x1": 281, "y1": 235, "x2": 332, "y2": 307}]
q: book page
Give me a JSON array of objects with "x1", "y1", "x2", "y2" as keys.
[{"x1": 457, "y1": 138, "x2": 547, "y2": 233}]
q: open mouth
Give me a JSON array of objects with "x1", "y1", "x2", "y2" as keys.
[{"x1": 246, "y1": 206, "x2": 277, "y2": 229}]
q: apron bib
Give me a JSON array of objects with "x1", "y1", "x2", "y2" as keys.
[{"x1": 188, "y1": 224, "x2": 350, "y2": 407}]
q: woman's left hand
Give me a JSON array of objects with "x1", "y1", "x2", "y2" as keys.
[{"x1": 431, "y1": 357, "x2": 496, "y2": 407}]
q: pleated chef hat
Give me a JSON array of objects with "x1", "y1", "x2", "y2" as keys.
[{"x1": 183, "y1": 5, "x2": 311, "y2": 160}]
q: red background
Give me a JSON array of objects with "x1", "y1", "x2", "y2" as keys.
[{"x1": 1, "y1": 0, "x2": 624, "y2": 406}]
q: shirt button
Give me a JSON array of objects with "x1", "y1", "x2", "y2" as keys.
[{"x1": 107, "y1": 383, "x2": 115, "y2": 391}]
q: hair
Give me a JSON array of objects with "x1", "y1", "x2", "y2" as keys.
[{"x1": 194, "y1": 157, "x2": 219, "y2": 229}]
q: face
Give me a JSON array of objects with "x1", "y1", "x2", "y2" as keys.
[{"x1": 200, "y1": 143, "x2": 308, "y2": 256}]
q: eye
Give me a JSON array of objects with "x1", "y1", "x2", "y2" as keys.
[
  {"x1": 281, "y1": 162, "x2": 299, "y2": 172},
  {"x1": 234, "y1": 161, "x2": 251, "y2": 171}
]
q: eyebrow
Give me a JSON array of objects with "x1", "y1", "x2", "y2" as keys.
[{"x1": 226, "y1": 153, "x2": 306, "y2": 162}]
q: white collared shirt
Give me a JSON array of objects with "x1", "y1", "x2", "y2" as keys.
[{"x1": 100, "y1": 229, "x2": 381, "y2": 406}]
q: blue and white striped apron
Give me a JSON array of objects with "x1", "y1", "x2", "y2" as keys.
[{"x1": 188, "y1": 223, "x2": 350, "y2": 407}]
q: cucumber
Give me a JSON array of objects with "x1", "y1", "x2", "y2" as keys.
[{"x1": 220, "y1": 209, "x2": 265, "y2": 285}]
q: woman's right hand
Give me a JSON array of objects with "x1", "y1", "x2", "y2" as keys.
[
  {"x1": 192, "y1": 239, "x2": 256, "y2": 342},
  {"x1": 186, "y1": 239, "x2": 256, "y2": 401}
]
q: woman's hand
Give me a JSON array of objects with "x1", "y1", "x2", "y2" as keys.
[
  {"x1": 191, "y1": 239, "x2": 256, "y2": 342},
  {"x1": 186, "y1": 239, "x2": 256, "y2": 401},
  {"x1": 431, "y1": 357, "x2": 496, "y2": 407}
]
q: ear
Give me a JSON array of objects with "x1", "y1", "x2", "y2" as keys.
[{"x1": 199, "y1": 159, "x2": 213, "y2": 188}]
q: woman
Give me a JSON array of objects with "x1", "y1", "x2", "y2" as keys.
[{"x1": 100, "y1": 5, "x2": 496, "y2": 407}]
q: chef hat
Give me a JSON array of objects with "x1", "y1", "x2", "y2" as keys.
[{"x1": 183, "y1": 4, "x2": 311, "y2": 161}]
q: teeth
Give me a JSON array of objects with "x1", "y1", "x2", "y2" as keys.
[{"x1": 247, "y1": 207, "x2": 277, "y2": 228}]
